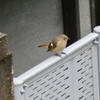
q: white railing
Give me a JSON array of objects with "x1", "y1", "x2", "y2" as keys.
[{"x1": 14, "y1": 26, "x2": 100, "y2": 100}]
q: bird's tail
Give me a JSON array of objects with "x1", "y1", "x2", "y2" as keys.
[{"x1": 38, "y1": 44, "x2": 48, "y2": 48}]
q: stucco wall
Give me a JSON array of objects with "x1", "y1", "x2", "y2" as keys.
[
  {"x1": 79, "y1": 0, "x2": 91, "y2": 37},
  {"x1": 0, "y1": 0, "x2": 92, "y2": 76},
  {"x1": 0, "y1": 0, "x2": 63, "y2": 76}
]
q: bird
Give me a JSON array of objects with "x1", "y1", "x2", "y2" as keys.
[{"x1": 38, "y1": 34, "x2": 70, "y2": 57}]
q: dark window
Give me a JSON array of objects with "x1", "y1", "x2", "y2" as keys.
[
  {"x1": 62, "y1": 0, "x2": 80, "y2": 45},
  {"x1": 95, "y1": 0, "x2": 100, "y2": 25},
  {"x1": 90, "y1": 0, "x2": 100, "y2": 29}
]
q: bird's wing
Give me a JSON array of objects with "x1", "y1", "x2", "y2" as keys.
[{"x1": 47, "y1": 38, "x2": 59, "y2": 52}]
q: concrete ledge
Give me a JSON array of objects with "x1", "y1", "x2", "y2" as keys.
[
  {"x1": 0, "y1": 53, "x2": 14, "y2": 100},
  {"x1": 0, "y1": 32, "x2": 9, "y2": 60}
]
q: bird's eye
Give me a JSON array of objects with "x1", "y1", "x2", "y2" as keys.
[{"x1": 63, "y1": 38, "x2": 66, "y2": 40}]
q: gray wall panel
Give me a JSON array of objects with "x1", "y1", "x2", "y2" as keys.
[{"x1": 0, "y1": 0, "x2": 63, "y2": 76}]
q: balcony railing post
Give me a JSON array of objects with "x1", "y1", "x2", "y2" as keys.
[
  {"x1": 94, "y1": 26, "x2": 100, "y2": 99},
  {"x1": 94, "y1": 26, "x2": 100, "y2": 65}
]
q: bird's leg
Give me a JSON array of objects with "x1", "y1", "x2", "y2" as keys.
[
  {"x1": 62, "y1": 52, "x2": 67, "y2": 56},
  {"x1": 55, "y1": 53, "x2": 63, "y2": 58}
]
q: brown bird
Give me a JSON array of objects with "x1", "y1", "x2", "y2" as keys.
[{"x1": 38, "y1": 34, "x2": 69, "y2": 56}]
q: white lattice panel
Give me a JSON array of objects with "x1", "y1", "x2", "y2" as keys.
[
  {"x1": 74, "y1": 47, "x2": 94, "y2": 100},
  {"x1": 26, "y1": 62, "x2": 72, "y2": 100},
  {"x1": 14, "y1": 32, "x2": 100, "y2": 100}
]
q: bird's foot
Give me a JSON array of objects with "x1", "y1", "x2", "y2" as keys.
[
  {"x1": 55, "y1": 53, "x2": 63, "y2": 58},
  {"x1": 61, "y1": 52, "x2": 67, "y2": 56},
  {"x1": 55, "y1": 52, "x2": 67, "y2": 58}
]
